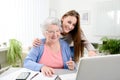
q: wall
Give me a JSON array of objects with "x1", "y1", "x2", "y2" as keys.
[
  {"x1": 0, "y1": 0, "x2": 49, "y2": 48},
  {"x1": 0, "y1": 0, "x2": 119, "y2": 48},
  {"x1": 92, "y1": 0, "x2": 120, "y2": 38},
  {"x1": 50, "y1": 0, "x2": 119, "y2": 43}
]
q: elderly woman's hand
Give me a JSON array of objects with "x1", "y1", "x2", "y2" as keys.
[
  {"x1": 41, "y1": 66, "x2": 55, "y2": 77},
  {"x1": 66, "y1": 58, "x2": 75, "y2": 70}
]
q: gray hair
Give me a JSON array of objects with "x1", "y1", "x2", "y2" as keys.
[{"x1": 42, "y1": 17, "x2": 61, "y2": 33}]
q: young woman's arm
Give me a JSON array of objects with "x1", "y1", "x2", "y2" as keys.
[
  {"x1": 32, "y1": 38, "x2": 45, "y2": 47},
  {"x1": 32, "y1": 38, "x2": 42, "y2": 47},
  {"x1": 61, "y1": 32, "x2": 97, "y2": 56},
  {"x1": 81, "y1": 32, "x2": 97, "y2": 56}
]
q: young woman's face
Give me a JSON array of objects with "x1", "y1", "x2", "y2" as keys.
[{"x1": 62, "y1": 16, "x2": 77, "y2": 34}]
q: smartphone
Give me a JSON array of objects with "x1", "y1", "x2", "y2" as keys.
[{"x1": 16, "y1": 72, "x2": 31, "y2": 80}]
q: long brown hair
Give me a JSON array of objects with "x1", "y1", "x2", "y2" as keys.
[{"x1": 62, "y1": 10, "x2": 84, "y2": 62}]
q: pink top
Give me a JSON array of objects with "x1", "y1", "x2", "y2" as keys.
[{"x1": 39, "y1": 45, "x2": 64, "y2": 69}]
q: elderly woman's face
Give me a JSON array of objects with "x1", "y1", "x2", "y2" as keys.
[{"x1": 45, "y1": 24, "x2": 61, "y2": 42}]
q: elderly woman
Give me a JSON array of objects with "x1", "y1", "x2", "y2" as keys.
[{"x1": 23, "y1": 17, "x2": 75, "y2": 77}]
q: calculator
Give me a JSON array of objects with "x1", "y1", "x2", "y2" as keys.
[{"x1": 16, "y1": 72, "x2": 31, "y2": 80}]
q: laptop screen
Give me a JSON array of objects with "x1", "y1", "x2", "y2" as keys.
[{"x1": 76, "y1": 54, "x2": 120, "y2": 80}]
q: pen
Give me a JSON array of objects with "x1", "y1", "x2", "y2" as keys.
[{"x1": 30, "y1": 73, "x2": 39, "y2": 80}]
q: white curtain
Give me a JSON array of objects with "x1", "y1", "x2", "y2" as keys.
[{"x1": 0, "y1": 0, "x2": 49, "y2": 48}]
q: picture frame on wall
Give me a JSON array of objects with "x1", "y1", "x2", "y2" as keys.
[{"x1": 79, "y1": 10, "x2": 90, "y2": 25}]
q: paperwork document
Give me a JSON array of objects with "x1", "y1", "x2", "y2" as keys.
[
  {"x1": 0, "y1": 68, "x2": 76, "y2": 80},
  {"x1": 31, "y1": 73, "x2": 76, "y2": 80},
  {"x1": 59, "y1": 73, "x2": 76, "y2": 80},
  {"x1": 0, "y1": 68, "x2": 56, "y2": 80}
]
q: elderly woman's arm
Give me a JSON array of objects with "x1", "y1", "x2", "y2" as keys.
[{"x1": 23, "y1": 46, "x2": 44, "y2": 71}]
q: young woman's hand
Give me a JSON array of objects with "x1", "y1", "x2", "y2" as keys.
[
  {"x1": 88, "y1": 50, "x2": 97, "y2": 56},
  {"x1": 32, "y1": 38, "x2": 41, "y2": 47},
  {"x1": 66, "y1": 58, "x2": 75, "y2": 70},
  {"x1": 41, "y1": 66, "x2": 55, "y2": 77}
]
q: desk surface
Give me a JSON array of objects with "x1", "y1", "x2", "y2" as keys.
[
  {"x1": 0, "y1": 67, "x2": 76, "y2": 80},
  {"x1": 0, "y1": 67, "x2": 21, "y2": 77}
]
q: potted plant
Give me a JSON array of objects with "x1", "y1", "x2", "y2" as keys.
[
  {"x1": 7, "y1": 39, "x2": 22, "y2": 67},
  {"x1": 99, "y1": 37, "x2": 120, "y2": 55}
]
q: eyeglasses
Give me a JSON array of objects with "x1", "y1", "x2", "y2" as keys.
[{"x1": 46, "y1": 30, "x2": 60, "y2": 34}]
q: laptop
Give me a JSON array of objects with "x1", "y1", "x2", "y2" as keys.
[{"x1": 76, "y1": 54, "x2": 120, "y2": 80}]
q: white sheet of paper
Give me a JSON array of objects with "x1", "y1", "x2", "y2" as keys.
[
  {"x1": 0, "y1": 68, "x2": 57, "y2": 80},
  {"x1": 0, "y1": 68, "x2": 76, "y2": 80},
  {"x1": 59, "y1": 73, "x2": 76, "y2": 80}
]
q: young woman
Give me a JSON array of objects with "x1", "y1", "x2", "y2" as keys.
[
  {"x1": 24, "y1": 17, "x2": 75, "y2": 77},
  {"x1": 33, "y1": 10, "x2": 96, "y2": 63}
]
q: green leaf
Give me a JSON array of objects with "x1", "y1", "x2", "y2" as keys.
[
  {"x1": 99, "y1": 37, "x2": 120, "y2": 54},
  {"x1": 7, "y1": 39, "x2": 22, "y2": 66}
]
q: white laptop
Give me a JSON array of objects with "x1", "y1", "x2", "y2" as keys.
[{"x1": 76, "y1": 54, "x2": 120, "y2": 80}]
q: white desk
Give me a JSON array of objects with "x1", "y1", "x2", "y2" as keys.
[
  {"x1": 0, "y1": 67, "x2": 21, "y2": 77},
  {"x1": 0, "y1": 67, "x2": 76, "y2": 80}
]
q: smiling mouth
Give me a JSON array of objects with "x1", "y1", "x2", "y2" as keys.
[{"x1": 65, "y1": 27, "x2": 71, "y2": 31}]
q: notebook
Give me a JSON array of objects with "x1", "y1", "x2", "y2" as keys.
[{"x1": 76, "y1": 54, "x2": 120, "y2": 80}]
